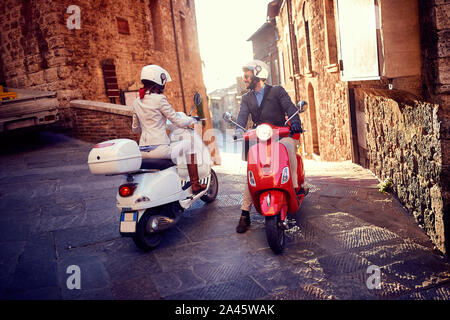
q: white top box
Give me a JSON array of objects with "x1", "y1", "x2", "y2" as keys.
[{"x1": 88, "y1": 139, "x2": 142, "y2": 175}]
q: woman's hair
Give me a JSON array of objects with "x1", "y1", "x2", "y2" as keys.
[{"x1": 142, "y1": 79, "x2": 165, "y2": 94}]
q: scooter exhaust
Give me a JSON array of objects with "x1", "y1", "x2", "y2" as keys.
[
  {"x1": 147, "y1": 215, "x2": 181, "y2": 232},
  {"x1": 280, "y1": 219, "x2": 297, "y2": 230},
  {"x1": 281, "y1": 220, "x2": 290, "y2": 230}
]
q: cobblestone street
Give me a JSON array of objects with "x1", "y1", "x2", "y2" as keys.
[{"x1": 0, "y1": 131, "x2": 449, "y2": 300}]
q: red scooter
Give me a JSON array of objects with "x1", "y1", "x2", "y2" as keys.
[{"x1": 224, "y1": 101, "x2": 308, "y2": 253}]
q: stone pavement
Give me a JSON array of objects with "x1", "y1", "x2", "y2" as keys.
[{"x1": 0, "y1": 131, "x2": 449, "y2": 300}]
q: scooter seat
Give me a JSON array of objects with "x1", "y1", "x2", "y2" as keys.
[{"x1": 140, "y1": 158, "x2": 175, "y2": 170}]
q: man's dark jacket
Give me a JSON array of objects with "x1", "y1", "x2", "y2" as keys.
[{"x1": 236, "y1": 84, "x2": 301, "y2": 131}]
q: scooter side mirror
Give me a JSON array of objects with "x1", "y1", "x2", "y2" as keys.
[
  {"x1": 285, "y1": 101, "x2": 308, "y2": 126},
  {"x1": 188, "y1": 93, "x2": 202, "y2": 116},
  {"x1": 222, "y1": 112, "x2": 247, "y2": 131},
  {"x1": 194, "y1": 92, "x2": 202, "y2": 106},
  {"x1": 223, "y1": 112, "x2": 233, "y2": 122},
  {"x1": 297, "y1": 100, "x2": 308, "y2": 113}
]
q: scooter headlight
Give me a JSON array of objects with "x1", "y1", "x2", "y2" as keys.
[
  {"x1": 256, "y1": 124, "x2": 273, "y2": 141},
  {"x1": 281, "y1": 166, "x2": 290, "y2": 184},
  {"x1": 248, "y1": 170, "x2": 256, "y2": 187}
]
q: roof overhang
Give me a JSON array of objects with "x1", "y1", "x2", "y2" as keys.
[{"x1": 247, "y1": 22, "x2": 272, "y2": 41}]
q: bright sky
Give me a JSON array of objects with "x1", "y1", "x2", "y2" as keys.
[{"x1": 195, "y1": 0, "x2": 272, "y2": 93}]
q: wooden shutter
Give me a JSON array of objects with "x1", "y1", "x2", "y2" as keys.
[{"x1": 102, "y1": 63, "x2": 120, "y2": 101}]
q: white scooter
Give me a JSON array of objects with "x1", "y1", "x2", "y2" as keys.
[{"x1": 87, "y1": 93, "x2": 218, "y2": 251}]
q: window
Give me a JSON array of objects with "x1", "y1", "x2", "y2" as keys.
[
  {"x1": 149, "y1": 0, "x2": 163, "y2": 50},
  {"x1": 279, "y1": 51, "x2": 285, "y2": 85},
  {"x1": 284, "y1": 26, "x2": 293, "y2": 78},
  {"x1": 336, "y1": 0, "x2": 379, "y2": 80},
  {"x1": 302, "y1": 1, "x2": 313, "y2": 74},
  {"x1": 273, "y1": 58, "x2": 280, "y2": 85},
  {"x1": 335, "y1": 0, "x2": 421, "y2": 81},
  {"x1": 323, "y1": 0, "x2": 339, "y2": 71},
  {"x1": 116, "y1": 17, "x2": 130, "y2": 35},
  {"x1": 305, "y1": 21, "x2": 312, "y2": 72}
]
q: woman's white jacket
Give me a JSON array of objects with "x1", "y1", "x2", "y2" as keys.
[{"x1": 132, "y1": 93, "x2": 194, "y2": 146}]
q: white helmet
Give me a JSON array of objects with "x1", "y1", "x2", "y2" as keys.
[
  {"x1": 242, "y1": 59, "x2": 270, "y2": 80},
  {"x1": 140, "y1": 64, "x2": 172, "y2": 86}
]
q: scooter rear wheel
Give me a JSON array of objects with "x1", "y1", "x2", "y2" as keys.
[
  {"x1": 265, "y1": 215, "x2": 285, "y2": 254},
  {"x1": 133, "y1": 208, "x2": 162, "y2": 251},
  {"x1": 200, "y1": 169, "x2": 218, "y2": 203}
]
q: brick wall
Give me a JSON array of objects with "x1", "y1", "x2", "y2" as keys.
[
  {"x1": 70, "y1": 99, "x2": 221, "y2": 165},
  {"x1": 70, "y1": 100, "x2": 139, "y2": 143}
]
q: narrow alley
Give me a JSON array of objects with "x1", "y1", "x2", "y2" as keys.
[{"x1": 0, "y1": 131, "x2": 448, "y2": 300}]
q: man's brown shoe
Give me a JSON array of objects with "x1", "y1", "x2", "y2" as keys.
[{"x1": 236, "y1": 215, "x2": 251, "y2": 233}]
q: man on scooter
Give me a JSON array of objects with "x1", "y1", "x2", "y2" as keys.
[
  {"x1": 233, "y1": 60, "x2": 303, "y2": 233},
  {"x1": 132, "y1": 64, "x2": 207, "y2": 194}
]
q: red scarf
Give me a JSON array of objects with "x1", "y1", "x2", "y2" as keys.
[{"x1": 139, "y1": 88, "x2": 148, "y2": 100}]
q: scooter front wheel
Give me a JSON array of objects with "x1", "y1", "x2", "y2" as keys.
[
  {"x1": 265, "y1": 215, "x2": 285, "y2": 254},
  {"x1": 133, "y1": 208, "x2": 163, "y2": 251}
]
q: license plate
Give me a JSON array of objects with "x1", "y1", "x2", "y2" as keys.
[{"x1": 120, "y1": 212, "x2": 137, "y2": 233}]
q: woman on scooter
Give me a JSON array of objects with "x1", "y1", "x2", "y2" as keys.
[{"x1": 131, "y1": 64, "x2": 206, "y2": 194}]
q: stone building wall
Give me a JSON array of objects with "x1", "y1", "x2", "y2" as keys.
[
  {"x1": 271, "y1": 0, "x2": 449, "y2": 253},
  {"x1": 1, "y1": 1, "x2": 68, "y2": 96},
  {"x1": 358, "y1": 89, "x2": 445, "y2": 251},
  {"x1": 274, "y1": 3, "x2": 296, "y2": 100},
  {"x1": 297, "y1": 0, "x2": 351, "y2": 162},
  {"x1": 352, "y1": 0, "x2": 449, "y2": 254},
  {"x1": 351, "y1": 0, "x2": 449, "y2": 254},
  {"x1": 275, "y1": 0, "x2": 351, "y2": 161},
  {"x1": 0, "y1": 0, "x2": 214, "y2": 140},
  {"x1": 417, "y1": 0, "x2": 449, "y2": 253}
]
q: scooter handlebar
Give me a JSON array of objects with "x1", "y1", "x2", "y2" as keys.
[{"x1": 243, "y1": 126, "x2": 297, "y2": 141}]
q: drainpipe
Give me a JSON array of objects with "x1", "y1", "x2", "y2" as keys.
[{"x1": 170, "y1": 0, "x2": 187, "y2": 113}]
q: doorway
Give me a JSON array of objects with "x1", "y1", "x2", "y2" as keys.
[
  {"x1": 308, "y1": 83, "x2": 320, "y2": 156},
  {"x1": 348, "y1": 88, "x2": 369, "y2": 168}
]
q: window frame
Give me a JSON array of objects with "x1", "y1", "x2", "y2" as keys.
[{"x1": 335, "y1": 0, "x2": 381, "y2": 81}]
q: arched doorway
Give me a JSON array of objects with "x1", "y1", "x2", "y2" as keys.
[{"x1": 308, "y1": 83, "x2": 320, "y2": 156}]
